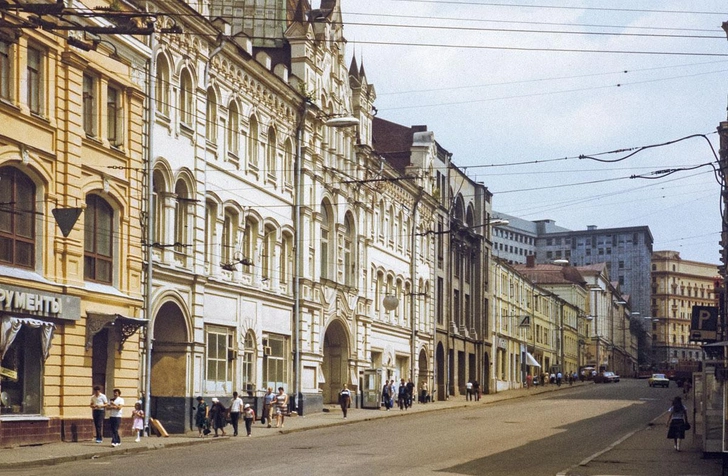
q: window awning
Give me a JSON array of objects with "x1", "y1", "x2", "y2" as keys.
[
  {"x1": 525, "y1": 352, "x2": 541, "y2": 367},
  {"x1": 0, "y1": 316, "x2": 56, "y2": 361},
  {"x1": 85, "y1": 313, "x2": 147, "y2": 351}
]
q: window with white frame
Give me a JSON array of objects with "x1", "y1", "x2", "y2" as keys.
[
  {"x1": 262, "y1": 225, "x2": 275, "y2": 280},
  {"x1": 248, "y1": 115, "x2": 259, "y2": 168},
  {"x1": 320, "y1": 202, "x2": 331, "y2": 280},
  {"x1": 204, "y1": 201, "x2": 216, "y2": 265},
  {"x1": 227, "y1": 101, "x2": 239, "y2": 157},
  {"x1": 152, "y1": 170, "x2": 165, "y2": 245},
  {"x1": 174, "y1": 180, "x2": 189, "y2": 255},
  {"x1": 221, "y1": 209, "x2": 237, "y2": 266},
  {"x1": 243, "y1": 216, "x2": 257, "y2": 273},
  {"x1": 242, "y1": 331, "x2": 255, "y2": 389},
  {"x1": 26, "y1": 46, "x2": 42, "y2": 115},
  {"x1": 179, "y1": 69, "x2": 194, "y2": 126},
  {"x1": 263, "y1": 334, "x2": 288, "y2": 390},
  {"x1": 206, "y1": 326, "x2": 234, "y2": 392},
  {"x1": 206, "y1": 88, "x2": 217, "y2": 144},
  {"x1": 155, "y1": 55, "x2": 170, "y2": 116},
  {"x1": 283, "y1": 138, "x2": 293, "y2": 186},
  {"x1": 266, "y1": 126, "x2": 277, "y2": 178},
  {"x1": 281, "y1": 232, "x2": 292, "y2": 285},
  {"x1": 84, "y1": 194, "x2": 114, "y2": 284},
  {"x1": 344, "y1": 213, "x2": 354, "y2": 287}
]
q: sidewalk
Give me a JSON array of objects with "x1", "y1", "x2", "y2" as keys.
[{"x1": 0, "y1": 381, "x2": 719, "y2": 475}]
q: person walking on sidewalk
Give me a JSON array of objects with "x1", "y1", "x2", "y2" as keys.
[
  {"x1": 262, "y1": 387, "x2": 275, "y2": 427},
  {"x1": 194, "y1": 396, "x2": 209, "y2": 437},
  {"x1": 382, "y1": 381, "x2": 393, "y2": 411},
  {"x1": 209, "y1": 398, "x2": 227, "y2": 437},
  {"x1": 397, "y1": 379, "x2": 407, "y2": 409},
  {"x1": 90, "y1": 386, "x2": 108, "y2": 443},
  {"x1": 473, "y1": 380, "x2": 480, "y2": 401},
  {"x1": 228, "y1": 391, "x2": 243, "y2": 436},
  {"x1": 243, "y1": 404, "x2": 255, "y2": 436},
  {"x1": 339, "y1": 384, "x2": 351, "y2": 418},
  {"x1": 274, "y1": 387, "x2": 288, "y2": 428},
  {"x1": 465, "y1": 380, "x2": 473, "y2": 400},
  {"x1": 108, "y1": 389, "x2": 124, "y2": 447},
  {"x1": 667, "y1": 396, "x2": 690, "y2": 451}
]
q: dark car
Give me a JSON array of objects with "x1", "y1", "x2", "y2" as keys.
[{"x1": 594, "y1": 371, "x2": 619, "y2": 383}]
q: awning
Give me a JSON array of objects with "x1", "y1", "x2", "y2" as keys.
[
  {"x1": 0, "y1": 316, "x2": 56, "y2": 361},
  {"x1": 85, "y1": 313, "x2": 147, "y2": 351},
  {"x1": 525, "y1": 352, "x2": 541, "y2": 367}
]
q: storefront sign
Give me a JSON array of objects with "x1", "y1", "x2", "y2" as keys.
[
  {"x1": 0, "y1": 366, "x2": 18, "y2": 380},
  {"x1": 0, "y1": 284, "x2": 80, "y2": 321}
]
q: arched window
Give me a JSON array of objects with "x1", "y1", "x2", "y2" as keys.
[
  {"x1": 248, "y1": 115, "x2": 259, "y2": 168},
  {"x1": 206, "y1": 88, "x2": 217, "y2": 144},
  {"x1": 320, "y1": 202, "x2": 332, "y2": 280},
  {"x1": 221, "y1": 209, "x2": 237, "y2": 266},
  {"x1": 283, "y1": 138, "x2": 293, "y2": 186},
  {"x1": 204, "y1": 200, "x2": 217, "y2": 265},
  {"x1": 151, "y1": 170, "x2": 165, "y2": 245},
  {"x1": 242, "y1": 331, "x2": 255, "y2": 389},
  {"x1": 281, "y1": 232, "x2": 292, "y2": 286},
  {"x1": 174, "y1": 180, "x2": 189, "y2": 255},
  {"x1": 243, "y1": 216, "x2": 257, "y2": 273},
  {"x1": 266, "y1": 126, "x2": 277, "y2": 178},
  {"x1": 179, "y1": 69, "x2": 194, "y2": 125},
  {"x1": 344, "y1": 213, "x2": 355, "y2": 287},
  {"x1": 84, "y1": 194, "x2": 114, "y2": 284},
  {"x1": 262, "y1": 225, "x2": 275, "y2": 280},
  {"x1": 155, "y1": 55, "x2": 170, "y2": 116},
  {"x1": 0, "y1": 167, "x2": 35, "y2": 268},
  {"x1": 227, "y1": 101, "x2": 239, "y2": 156}
]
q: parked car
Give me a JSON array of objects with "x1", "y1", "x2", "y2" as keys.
[
  {"x1": 594, "y1": 371, "x2": 619, "y2": 383},
  {"x1": 648, "y1": 373, "x2": 670, "y2": 388}
]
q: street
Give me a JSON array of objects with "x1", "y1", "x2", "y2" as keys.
[{"x1": 4, "y1": 380, "x2": 698, "y2": 476}]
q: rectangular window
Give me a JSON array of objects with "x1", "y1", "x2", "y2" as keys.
[
  {"x1": 263, "y1": 334, "x2": 289, "y2": 390},
  {"x1": 437, "y1": 277, "x2": 444, "y2": 325},
  {"x1": 83, "y1": 74, "x2": 96, "y2": 136},
  {"x1": 0, "y1": 41, "x2": 11, "y2": 100},
  {"x1": 107, "y1": 85, "x2": 121, "y2": 146},
  {"x1": 26, "y1": 47, "x2": 42, "y2": 114},
  {"x1": 206, "y1": 326, "x2": 233, "y2": 392}
]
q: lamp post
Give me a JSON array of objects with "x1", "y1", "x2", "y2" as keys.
[{"x1": 293, "y1": 102, "x2": 358, "y2": 414}]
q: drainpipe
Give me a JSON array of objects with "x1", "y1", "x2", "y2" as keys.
[
  {"x1": 142, "y1": 17, "x2": 156, "y2": 438},
  {"x1": 410, "y1": 188, "x2": 424, "y2": 384}
]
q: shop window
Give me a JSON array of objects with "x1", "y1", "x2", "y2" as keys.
[
  {"x1": 0, "y1": 167, "x2": 36, "y2": 268},
  {"x1": 84, "y1": 195, "x2": 114, "y2": 284},
  {"x1": 263, "y1": 334, "x2": 288, "y2": 390},
  {"x1": 0, "y1": 318, "x2": 55, "y2": 415}
]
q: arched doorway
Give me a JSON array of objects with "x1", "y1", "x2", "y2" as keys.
[
  {"x1": 418, "y1": 348, "x2": 428, "y2": 402},
  {"x1": 436, "y1": 342, "x2": 445, "y2": 401},
  {"x1": 151, "y1": 301, "x2": 189, "y2": 433},
  {"x1": 322, "y1": 320, "x2": 349, "y2": 403}
]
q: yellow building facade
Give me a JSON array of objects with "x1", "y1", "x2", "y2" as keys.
[{"x1": 0, "y1": 12, "x2": 148, "y2": 445}]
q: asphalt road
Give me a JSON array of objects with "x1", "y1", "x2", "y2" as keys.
[{"x1": 11, "y1": 380, "x2": 677, "y2": 476}]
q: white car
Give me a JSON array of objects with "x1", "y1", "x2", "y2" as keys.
[{"x1": 648, "y1": 373, "x2": 670, "y2": 388}]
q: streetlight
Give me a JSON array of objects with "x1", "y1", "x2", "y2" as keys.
[{"x1": 293, "y1": 102, "x2": 359, "y2": 415}]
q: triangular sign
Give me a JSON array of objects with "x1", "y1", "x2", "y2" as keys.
[
  {"x1": 52, "y1": 207, "x2": 83, "y2": 238},
  {"x1": 519, "y1": 315, "x2": 531, "y2": 328}
]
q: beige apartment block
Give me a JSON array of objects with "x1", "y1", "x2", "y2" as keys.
[
  {"x1": 651, "y1": 250, "x2": 719, "y2": 368},
  {"x1": 0, "y1": 7, "x2": 148, "y2": 446}
]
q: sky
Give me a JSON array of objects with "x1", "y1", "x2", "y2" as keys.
[{"x1": 341, "y1": 0, "x2": 727, "y2": 265}]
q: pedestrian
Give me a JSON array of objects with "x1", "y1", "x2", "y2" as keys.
[
  {"x1": 556, "y1": 371, "x2": 563, "y2": 387},
  {"x1": 473, "y1": 380, "x2": 480, "y2": 401},
  {"x1": 388, "y1": 380, "x2": 395, "y2": 409},
  {"x1": 465, "y1": 380, "x2": 473, "y2": 401},
  {"x1": 683, "y1": 380, "x2": 692, "y2": 400},
  {"x1": 228, "y1": 391, "x2": 243, "y2": 436},
  {"x1": 526, "y1": 374, "x2": 533, "y2": 389},
  {"x1": 209, "y1": 397, "x2": 226, "y2": 437},
  {"x1": 108, "y1": 388, "x2": 124, "y2": 447},
  {"x1": 397, "y1": 378, "x2": 407, "y2": 410},
  {"x1": 274, "y1": 387, "x2": 288, "y2": 428},
  {"x1": 667, "y1": 396, "x2": 690, "y2": 451},
  {"x1": 262, "y1": 387, "x2": 275, "y2": 428},
  {"x1": 419, "y1": 381, "x2": 429, "y2": 403},
  {"x1": 132, "y1": 402, "x2": 144, "y2": 442},
  {"x1": 243, "y1": 404, "x2": 255, "y2": 437},
  {"x1": 89, "y1": 385, "x2": 108, "y2": 443},
  {"x1": 194, "y1": 396, "x2": 209, "y2": 437},
  {"x1": 541, "y1": 373, "x2": 547, "y2": 386},
  {"x1": 339, "y1": 384, "x2": 351, "y2": 418},
  {"x1": 382, "y1": 381, "x2": 392, "y2": 411},
  {"x1": 406, "y1": 379, "x2": 415, "y2": 408}
]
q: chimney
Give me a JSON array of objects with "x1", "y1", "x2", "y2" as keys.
[{"x1": 526, "y1": 255, "x2": 536, "y2": 268}]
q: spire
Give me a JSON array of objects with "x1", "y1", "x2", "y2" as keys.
[
  {"x1": 292, "y1": 0, "x2": 308, "y2": 24},
  {"x1": 349, "y1": 55, "x2": 359, "y2": 78},
  {"x1": 359, "y1": 60, "x2": 366, "y2": 80}
]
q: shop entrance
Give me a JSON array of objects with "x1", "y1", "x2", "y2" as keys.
[{"x1": 322, "y1": 320, "x2": 349, "y2": 404}]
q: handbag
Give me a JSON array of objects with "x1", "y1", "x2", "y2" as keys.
[{"x1": 684, "y1": 422, "x2": 691, "y2": 431}]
